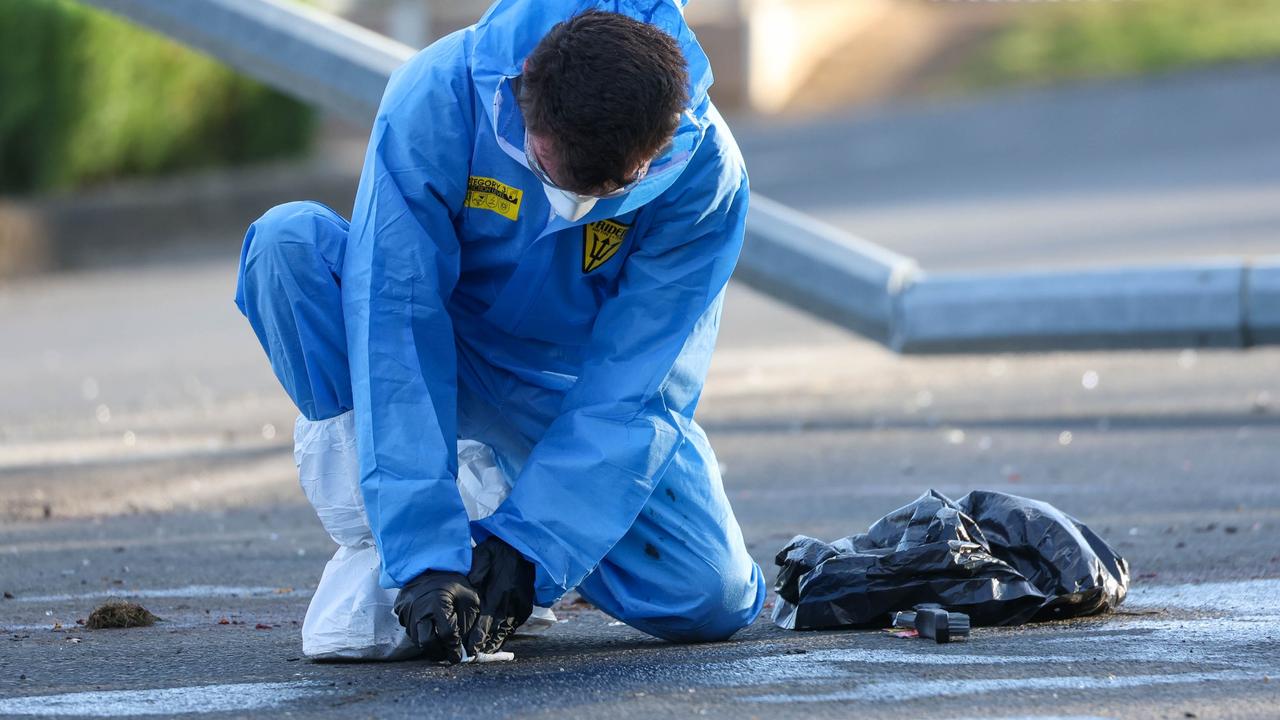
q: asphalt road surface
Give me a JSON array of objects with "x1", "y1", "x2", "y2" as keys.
[{"x1": 2, "y1": 66, "x2": 1280, "y2": 718}]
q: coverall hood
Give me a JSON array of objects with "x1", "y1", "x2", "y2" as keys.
[{"x1": 469, "y1": 0, "x2": 714, "y2": 215}]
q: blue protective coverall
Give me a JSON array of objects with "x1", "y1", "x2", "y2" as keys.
[{"x1": 236, "y1": 0, "x2": 765, "y2": 642}]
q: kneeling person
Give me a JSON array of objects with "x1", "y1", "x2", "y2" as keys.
[{"x1": 236, "y1": 0, "x2": 764, "y2": 663}]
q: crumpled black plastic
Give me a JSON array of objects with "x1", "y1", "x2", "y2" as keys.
[{"x1": 772, "y1": 490, "x2": 1129, "y2": 630}]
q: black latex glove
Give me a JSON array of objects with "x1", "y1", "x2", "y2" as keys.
[
  {"x1": 467, "y1": 537, "x2": 536, "y2": 653},
  {"x1": 393, "y1": 571, "x2": 480, "y2": 664}
]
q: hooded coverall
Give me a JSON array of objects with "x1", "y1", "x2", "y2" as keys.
[{"x1": 235, "y1": 0, "x2": 765, "y2": 642}]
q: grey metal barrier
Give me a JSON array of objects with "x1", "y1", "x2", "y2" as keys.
[{"x1": 80, "y1": 0, "x2": 1280, "y2": 353}]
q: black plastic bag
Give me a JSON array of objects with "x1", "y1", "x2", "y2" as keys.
[
  {"x1": 772, "y1": 490, "x2": 1129, "y2": 631},
  {"x1": 960, "y1": 490, "x2": 1129, "y2": 621}
]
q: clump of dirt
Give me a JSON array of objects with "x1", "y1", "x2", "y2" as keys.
[{"x1": 84, "y1": 601, "x2": 158, "y2": 629}]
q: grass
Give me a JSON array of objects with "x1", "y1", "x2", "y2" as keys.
[
  {"x1": 943, "y1": 0, "x2": 1280, "y2": 93},
  {"x1": 0, "y1": 0, "x2": 314, "y2": 195}
]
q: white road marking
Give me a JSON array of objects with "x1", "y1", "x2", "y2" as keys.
[
  {"x1": 725, "y1": 578, "x2": 1280, "y2": 704},
  {"x1": 947, "y1": 712, "x2": 1116, "y2": 717},
  {"x1": 13, "y1": 585, "x2": 310, "y2": 603},
  {"x1": 702, "y1": 647, "x2": 1065, "y2": 686},
  {"x1": 744, "y1": 670, "x2": 1260, "y2": 704},
  {"x1": 0, "y1": 681, "x2": 323, "y2": 717},
  {"x1": 1, "y1": 621, "x2": 215, "y2": 632}
]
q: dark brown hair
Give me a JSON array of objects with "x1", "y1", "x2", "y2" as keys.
[{"x1": 519, "y1": 10, "x2": 689, "y2": 194}]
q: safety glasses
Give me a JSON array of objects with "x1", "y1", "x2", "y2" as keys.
[
  {"x1": 523, "y1": 129, "x2": 665, "y2": 200},
  {"x1": 493, "y1": 75, "x2": 699, "y2": 197}
]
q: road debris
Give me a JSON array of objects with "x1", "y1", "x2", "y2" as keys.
[{"x1": 85, "y1": 601, "x2": 158, "y2": 629}]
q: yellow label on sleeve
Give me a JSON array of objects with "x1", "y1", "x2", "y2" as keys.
[{"x1": 465, "y1": 176, "x2": 523, "y2": 221}]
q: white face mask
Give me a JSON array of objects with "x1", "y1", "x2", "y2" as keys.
[{"x1": 542, "y1": 184, "x2": 598, "y2": 222}]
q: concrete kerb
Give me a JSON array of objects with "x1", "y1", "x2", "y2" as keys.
[{"x1": 0, "y1": 163, "x2": 359, "y2": 277}]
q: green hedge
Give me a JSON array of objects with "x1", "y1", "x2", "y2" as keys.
[
  {"x1": 0, "y1": 0, "x2": 314, "y2": 195},
  {"x1": 946, "y1": 0, "x2": 1280, "y2": 92}
]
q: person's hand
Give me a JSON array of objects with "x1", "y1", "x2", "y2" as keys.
[
  {"x1": 467, "y1": 537, "x2": 535, "y2": 653},
  {"x1": 394, "y1": 571, "x2": 480, "y2": 664}
]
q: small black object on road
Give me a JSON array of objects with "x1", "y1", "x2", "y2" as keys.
[{"x1": 892, "y1": 604, "x2": 971, "y2": 644}]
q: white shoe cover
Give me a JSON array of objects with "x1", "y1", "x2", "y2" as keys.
[
  {"x1": 296, "y1": 412, "x2": 417, "y2": 661},
  {"x1": 294, "y1": 412, "x2": 554, "y2": 661}
]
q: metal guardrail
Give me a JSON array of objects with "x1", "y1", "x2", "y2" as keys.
[
  {"x1": 80, "y1": 0, "x2": 1279, "y2": 353},
  {"x1": 732, "y1": 195, "x2": 917, "y2": 347},
  {"x1": 897, "y1": 263, "x2": 1251, "y2": 353}
]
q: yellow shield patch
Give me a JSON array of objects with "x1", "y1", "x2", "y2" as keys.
[
  {"x1": 464, "y1": 176, "x2": 523, "y2": 221},
  {"x1": 582, "y1": 219, "x2": 630, "y2": 273}
]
